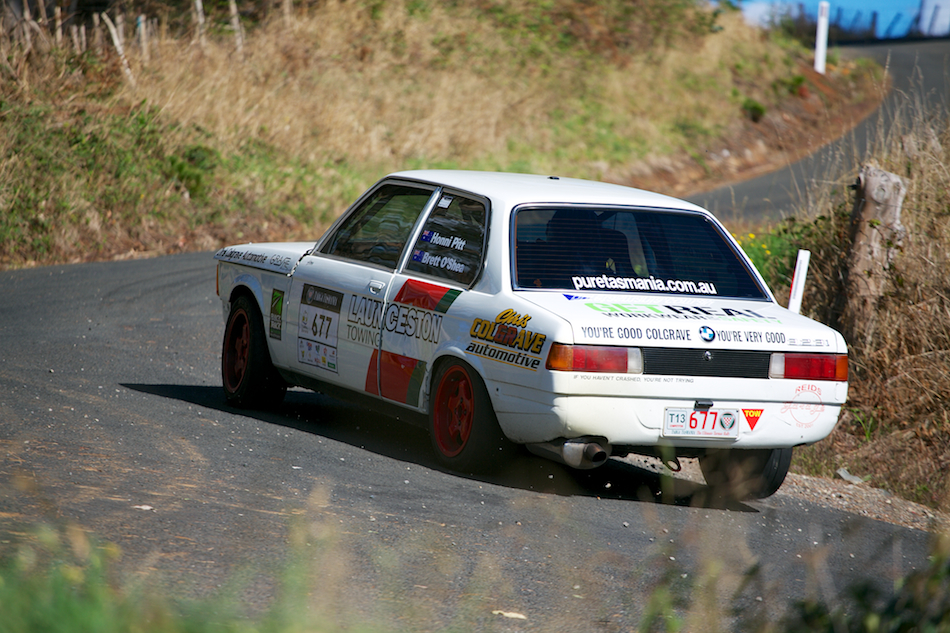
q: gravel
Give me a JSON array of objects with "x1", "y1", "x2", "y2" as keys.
[{"x1": 623, "y1": 455, "x2": 947, "y2": 533}]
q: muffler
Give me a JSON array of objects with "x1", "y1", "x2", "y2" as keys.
[{"x1": 526, "y1": 438, "x2": 612, "y2": 470}]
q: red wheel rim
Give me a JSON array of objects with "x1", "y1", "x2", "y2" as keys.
[
  {"x1": 433, "y1": 366, "x2": 474, "y2": 457},
  {"x1": 223, "y1": 308, "x2": 250, "y2": 394}
]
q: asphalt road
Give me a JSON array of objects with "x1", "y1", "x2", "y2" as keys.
[
  {"x1": 0, "y1": 256, "x2": 934, "y2": 628},
  {"x1": 2, "y1": 38, "x2": 946, "y2": 632},
  {"x1": 687, "y1": 38, "x2": 950, "y2": 221}
]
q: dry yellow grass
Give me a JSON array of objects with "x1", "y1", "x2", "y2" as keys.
[
  {"x1": 2, "y1": 1, "x2": 839, "y2": 270},
  {"x1": 126, "y1": 4, "x2": 799, "y2": 176},
  {"x1": 769, "y1": 89, "x2": 950, "y2": 510}
]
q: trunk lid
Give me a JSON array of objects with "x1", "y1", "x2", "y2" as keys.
[{"x1": 520, "y1": 291, "x2": 843, "y2": 354}]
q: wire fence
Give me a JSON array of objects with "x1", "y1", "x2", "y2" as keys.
[{"x1": 0, "y1": 0, "x2": 271, "y2": 87}]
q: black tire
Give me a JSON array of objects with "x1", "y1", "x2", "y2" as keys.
[
  {"x1": 428, "y1": 359, "x2": 511, "y2": 474},
  {"x1": 699, "y1": 447, "x2": 792, "y2": 500},
  {"x1": 221, "y1": 294, "x2": 287, "y2": 408}
]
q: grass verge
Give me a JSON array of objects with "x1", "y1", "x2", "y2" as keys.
[
  {"x1": 729, "y1": 86, "x2": 950, "y2": 511},
  {"x1": 2, "y1": 519, "x2": 948, "y2": 632},
  {"x1": 0, "y1": 0, "x2": 879, "y2": 268}
]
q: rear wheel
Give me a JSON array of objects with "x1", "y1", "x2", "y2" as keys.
[
  {"x1": 429, "y1": 360, "x2": 511, "y2": 473},
  {"x1": 222, "y1": 294, "x2": 287, "y2": 408},
  {"x1": 699, "y1": 447, "x2": 792, "y2": 500}
]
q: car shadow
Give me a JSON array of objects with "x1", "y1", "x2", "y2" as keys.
[{"x1": 122, "y1": 383, "x2": 756, "y2": 513}]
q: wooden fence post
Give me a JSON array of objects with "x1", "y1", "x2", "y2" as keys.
[
  {"x1": 283, "y1": 0, "x2": 293, "y2": 28},
  {"x1": 193, "y1": 0, "x2": 206, "y2": 48},
  {"x1": 21, "y1": 0, "x2": 33, "y2": 52},
  {"x1": 137, "y1": 14, "x2": 148, "y2": 64},
  {"x1": 229, "y1": 0, "x2": 243, "y2": 58},
  {"x1": 70, "y1": 24, "x2": 79, "y2": 54},
  {"x1": 844, "y1": 165, "x2": 907, "y2": 342},
  {"x1": 101, "y1": 12, "x2": 136, "y2": 88},
  {"x1": 93, "y1": 13, "x2": 102, "y2": 54}
]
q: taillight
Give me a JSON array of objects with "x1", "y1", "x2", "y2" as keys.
[
  {"x1": 546, "y1": 344, "x2": 643, "y2": 373},
  {"x1": 769, "y1": 353, "x2": 848, "y2": 381}
]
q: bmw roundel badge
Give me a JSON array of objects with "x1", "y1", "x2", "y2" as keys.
[{"x1": 699, "y1": 326, "x2": 716, "y2": 342}]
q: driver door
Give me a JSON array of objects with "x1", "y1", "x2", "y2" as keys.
[{"x1": 287, "y1": 182, "x2": 438, "y2": 394}]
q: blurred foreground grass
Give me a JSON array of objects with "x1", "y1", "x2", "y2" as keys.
[{"x1": 2, "y1": 520, "x2": 948, "y2": 633}]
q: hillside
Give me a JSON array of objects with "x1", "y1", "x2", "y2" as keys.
[{"x1": 0, "y1": 0, "x2": 881, "y2": 268}]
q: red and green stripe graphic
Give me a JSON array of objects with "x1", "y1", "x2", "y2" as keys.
[
  {"x1": 365, "y1": 349, "x2": 427, "y2": 406},
  {"x1": 379, "y1": 351, "x2": 427, "y2": 407},
  {"x1": 363, "y1": 279, "x2": 461, "y2": 404},
  {"x1": 393, "y1": 278, "x2": 461, "y2": 312}
]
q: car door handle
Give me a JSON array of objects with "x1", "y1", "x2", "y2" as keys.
[{"x1": 368, "y1": 281, "x2": 385, "y2": 295}]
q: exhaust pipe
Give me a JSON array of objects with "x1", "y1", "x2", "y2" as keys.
[{"x1": 526, "y1": 438, "x2": 612, "y2": 470}]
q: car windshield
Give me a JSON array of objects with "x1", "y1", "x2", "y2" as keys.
[{"x1": 513, "y1": 207, "x2": 768, "y2": 299}]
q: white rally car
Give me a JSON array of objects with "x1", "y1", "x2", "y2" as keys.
[{"x1": 215, "y1": 170, "x2": 847, "y2": 498}]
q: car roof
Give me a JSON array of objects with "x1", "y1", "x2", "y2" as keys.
[{"x1": 388, "y1": 169, "x2": 710, "y2": 214}]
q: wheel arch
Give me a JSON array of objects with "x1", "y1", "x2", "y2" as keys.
[
  {"x1": 227, "y1": 281, "x2": 281, "y2": 369},
  {"x1": 228, "y1": 274, "x2": 266, "y2": 317},
  {"x1": 426, "y1": 350, "x2": 494, "y2": 415}
]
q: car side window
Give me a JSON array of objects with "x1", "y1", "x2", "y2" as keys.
[
  {"x1": 321, "y1": 184, "x2": 434, "y2": 269},
  {"x1": 405, "y1": 194, "x2": 487, "y2": 287}
]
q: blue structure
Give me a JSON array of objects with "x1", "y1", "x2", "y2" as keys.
[{"x1": 741, "y1": 0, "x2": 948, "y2": 40}]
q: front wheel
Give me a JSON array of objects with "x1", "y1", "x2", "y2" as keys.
[
  {"x1": 429, "y1": 360, "x2": 511, "y2": 474},
  {"x1": 699, "y1": 447, "x2": 792, "y2": 500},
  {"x1": 222, "y1": 294, "x2": 287, "y2": 408}
]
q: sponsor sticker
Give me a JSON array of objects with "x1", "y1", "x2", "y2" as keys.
[
  {"x1": 467, "y1": 309, "x2": 546, "y2": 370},
  {"x1": 269, "y1": 289, "x2": 284, "y2": 340},
  {"x1": 585, "y1": 303, "x2": 782, "y2": 324},
  {"x1": 216, "y1": 248, "x2": 295, "y2": 272},
  {"x1": 788, "y1": 337, "x2": 830, "y2": 348},
  {"x1": 348, "y1": 279, "x2": 462, "y2": 350},
  {"x1": 719, "y1": 411, "x2": 737, "y2": 430},
  {"x1": 298, "y1": 284, "x2": 343, "y2": 373},
  {"x1": 742, "y1": 408, "x2": 764, "y2": 431},
  {"x1": 781, "y1": 385, "x2": 825, "y2": 428},
  {"x1": 572, "y1": 274, "x2": 718, "y2": 295},
  {"x1": 577, "y1": 326, "x2": 691, "y2": 342}
]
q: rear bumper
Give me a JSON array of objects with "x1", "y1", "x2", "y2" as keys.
[{"x1": 493, "y1": 391, "x2": 843, "y2": 449}]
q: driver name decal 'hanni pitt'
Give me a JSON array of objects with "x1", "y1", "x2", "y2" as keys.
[{"x1": 467, "y1": 309, "x2": 547, "y2": 370}]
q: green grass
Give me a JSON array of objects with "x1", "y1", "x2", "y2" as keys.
[{"x1": 3, "y1": 521, "x2": 949, "y2": 633}]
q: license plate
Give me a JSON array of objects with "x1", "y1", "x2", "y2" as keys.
[{"x1": 663, "y1": 408, "x2": 740, "y2": 438}]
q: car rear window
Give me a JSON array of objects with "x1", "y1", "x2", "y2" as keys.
[{"x1": 513, "y1": 207, "x2": 768, "y2": 299}]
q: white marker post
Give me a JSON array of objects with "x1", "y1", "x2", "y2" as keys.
[
  {"x1": 814, "y1": 1, "x2": 830, "y2": 74},
  {"x1": 787, "y1": 249, "x2": 812, "y2": 315}
]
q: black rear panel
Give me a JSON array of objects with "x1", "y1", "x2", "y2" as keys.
[{"x1": 642, "y1": 348, "x2": 770, "y2": 379}]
